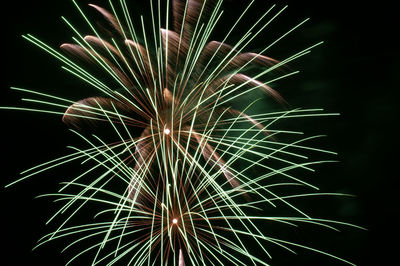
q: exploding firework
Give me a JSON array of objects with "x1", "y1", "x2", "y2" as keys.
[{"x1": 2, "y1": 0, "x2": 363, "y2": 265}]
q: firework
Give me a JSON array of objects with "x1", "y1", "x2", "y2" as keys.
[{"x1": 2, "y1": 0, "x2": 363, "y2": 265}]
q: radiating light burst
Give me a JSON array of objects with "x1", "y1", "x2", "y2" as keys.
[{"x1": 2, "y1": 0, "x2": 364, "y2": 265}]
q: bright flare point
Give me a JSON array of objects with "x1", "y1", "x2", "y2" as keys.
[
  {"x1": 172, "y1": 218, "x2": 178, "y2": 224},
  {"x1": 164, "y1": 128, "x2": 170, "y2": 135}
]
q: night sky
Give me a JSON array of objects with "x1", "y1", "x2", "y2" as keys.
[{"x1": 1, "y1": 0, "x2": 398, "y2": 265}]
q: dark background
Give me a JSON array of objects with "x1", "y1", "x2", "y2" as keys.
[{"x1": 1, "y1": 0, "x2": 398, "y2": 265}]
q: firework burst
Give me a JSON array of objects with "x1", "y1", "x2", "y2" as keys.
[{"x1": 2, "y1": 0, "x2": 363, "y2": 265}]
